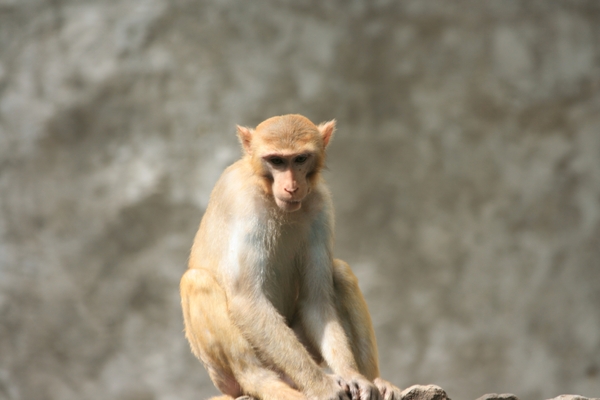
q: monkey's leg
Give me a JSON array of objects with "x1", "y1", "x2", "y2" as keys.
[
  {"x1": 331, "y1": 259, "x2": 380, "y2": 380},
  {"x1": 332, "y1": 259, "x2": 402, "y2": 400},
  {"x1": 181, "y1": 268, "x2": 305, "y2": 400}
]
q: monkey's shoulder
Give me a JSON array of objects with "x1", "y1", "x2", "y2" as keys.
[
  {"x1": 213, "y1": 160, "x2": 252, "y2": 193},
  {"x1": 205, "y1": 161, "x2": 258, "y2": 211}
]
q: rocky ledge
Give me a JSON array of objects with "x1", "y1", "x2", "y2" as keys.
[{"x1": 397, "y1": 385, "x2": 599, "y2": 400}]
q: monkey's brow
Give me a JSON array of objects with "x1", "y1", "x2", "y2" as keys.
[{"x1": 262, "y1": 152, "x2": 311, "y2": 159}]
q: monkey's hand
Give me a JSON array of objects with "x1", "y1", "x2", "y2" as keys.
[
  {"x1": 306, "y1": 374, "x2": 351, "y2": 400},
  {"x1": 332, "y1": 374, "x2": 350, "y2": 394},
  {"x1": 373, "y1": 378, "x2": 402, "y2": 400},
  {"x1": 343, "y1": 375, "x2": 382, "y2": 400}
]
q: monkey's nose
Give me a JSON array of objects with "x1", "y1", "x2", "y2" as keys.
[{"x1": 284, "y1": 187, "x2": 298, "y2": 194}]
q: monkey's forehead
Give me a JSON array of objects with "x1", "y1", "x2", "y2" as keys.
[
  {"x1": 255, "y1": 115, "x2": 325, "y2": 144},
  {"x1": 254, "y1": 138, "x2": 321, "y2": 156}
]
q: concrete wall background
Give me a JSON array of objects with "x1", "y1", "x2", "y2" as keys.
[{"x1": 1, "y1": 1, "x2": 599, "y2": 399}]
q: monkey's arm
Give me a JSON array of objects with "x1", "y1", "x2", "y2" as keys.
[
  {"x1": 299, "y1": 268, "x2": 380, "y2": 400},
  {"x1": 298, "y1": 221, "x2": 381, "y2": 400},
  {"x1": 225, "y1": 237, "x2": 348, "y2": 400}
]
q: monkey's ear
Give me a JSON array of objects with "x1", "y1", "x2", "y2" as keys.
[
  {"x1": 236, "y1": 125, "x2": 254, "y2": 155},
  {"x1": 317, "y1": 119, "x2": 336, "y2": 147}
]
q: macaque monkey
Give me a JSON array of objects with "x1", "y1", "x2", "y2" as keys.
[{"x1": 181, "y1": 114, "x2": 401, "y2": 400}]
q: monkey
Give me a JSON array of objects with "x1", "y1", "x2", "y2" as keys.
[{"x1": 180, "y1": 114, "x2": 402, "y2": 400}]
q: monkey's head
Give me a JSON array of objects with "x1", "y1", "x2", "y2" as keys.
[{"x1": 237, "y1": 114, "x2": 335, "y2": 212}]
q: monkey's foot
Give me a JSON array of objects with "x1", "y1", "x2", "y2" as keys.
[{"x1": 374, "y1": 378, "x2": 402, "y2": 400}]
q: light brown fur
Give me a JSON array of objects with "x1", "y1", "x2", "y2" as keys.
[{"x1": 181, "y1": 114, "x2": 401, "y2": 400}]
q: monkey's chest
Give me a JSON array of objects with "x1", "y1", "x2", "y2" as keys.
[{"x1": 262, "y1": 263, "x2": 301, "y2": 324}]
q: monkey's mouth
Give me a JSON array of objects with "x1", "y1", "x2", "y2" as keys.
[{"x1": 275, "y1": 198, "x2": 302, "y2": 212}]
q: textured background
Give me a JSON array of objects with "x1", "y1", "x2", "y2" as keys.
[{"x1": 1, "y1": 1, "x2": 599, "y2": 400}]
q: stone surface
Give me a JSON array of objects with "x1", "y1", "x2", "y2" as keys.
[
  {"x1": 399, "y1": 384, "x2": 449, "y2": 400},
  {"x1": 477, "y1": 394, "x2": 519, "y2": 400},
  {"x1": 1, "y1": 1, "x2": 600, "y2": 400},
  {"x1": 547, "y1": 396, "x2": 600, "y2": 400}
]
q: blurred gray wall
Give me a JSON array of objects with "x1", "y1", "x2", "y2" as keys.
[{"x1": 1, "y1": 1, "x2": 599, "y2": 400}]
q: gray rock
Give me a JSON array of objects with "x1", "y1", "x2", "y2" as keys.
[
  {"x1": 546, "y1": 396, "x2": 599, "y2": 400},
  {"x1": 476, "y1": 394, "x2": 519, "y2": 400},
  {"x1": 399, "y1": 384, "x2": 450, "y2": 400}
]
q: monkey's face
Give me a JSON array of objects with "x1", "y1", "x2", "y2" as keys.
[{"x1": 262, "y1": 153, "x2": 315, "y2": 212}]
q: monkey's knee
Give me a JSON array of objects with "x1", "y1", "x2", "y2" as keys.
[
  {"x1": 181, "y1": 269, "x2": 242, "y2": 388},
  {"x1": 180, "y1": 269, "x2": 229, "y2": 354},
  {"x1": 332, "y1": 259, "x2": 361, "y2": 296},
  {"x1": 181, "y1": 269, "x2": 281, "y2": 398}
]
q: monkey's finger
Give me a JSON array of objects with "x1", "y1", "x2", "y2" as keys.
[
  {"x1": 379, "y1": 385, "x2": 387, "y2": 399},
  {"x1": 386, "y1": 387, "x2": 396, "y2": 400},
  {"x1": 350, "y1": 382, "x2": 360, "y2": 400},
  {"x1": 335, "y1": 376, "x2": 351, "y2": 394},
  {"x1": 367, "y1": 385, "x2": 381, "y2": 400},
  {"x1": 373, "y1": 379, "x2": 395, "y2": 400},
  {"x1": 341, "y1": 382, "x2": 351, "y2": 394},
  {"x1": 338, "y1": 390, "x2": 352, "y2": 400},
  {"x1": 381, "y1": 387, "x2": 392, "y2": 400}
]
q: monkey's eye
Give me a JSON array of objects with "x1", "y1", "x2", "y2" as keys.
[
  {"x1": 294, "y1": 155, "x2": 309, "y2": 164},
  {"x1": 268, "y1": 157, "x2": 284, "y2": 166}
]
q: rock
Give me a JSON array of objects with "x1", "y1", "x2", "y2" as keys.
[
  {"x1": 547, "y1": 396, "x2": 600, "y2": 400},
  {"x1": 476, "y1": 394, "x2": 519, "y2": 400},
  {"x1": 398, "y1": 384, "x2": 450, "y2": 400}
]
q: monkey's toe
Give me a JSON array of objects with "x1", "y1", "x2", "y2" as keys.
[{"x1": 374, "y1": 378, "x2": 401, "y2": 400}]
